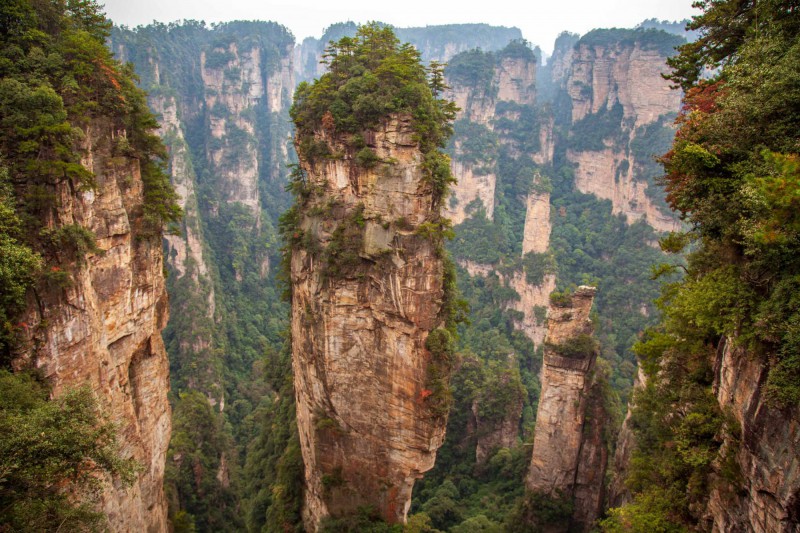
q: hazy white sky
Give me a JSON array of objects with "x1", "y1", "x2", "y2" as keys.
[{"x1": 101, "y1": 0, "x2": 697, "y2": 56}]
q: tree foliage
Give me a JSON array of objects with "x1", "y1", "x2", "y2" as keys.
[
  {"x1": 606, "y1": 0, "x2": 800, "y2": 529},
  {"x1": 0, "y1": 0, "x2": 180, "y2": 356},
  {"x1": 0, "y1": 370, "x2": 138, "y2": 532}
]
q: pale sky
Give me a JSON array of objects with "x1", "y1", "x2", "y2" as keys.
[{"x1": 101, "y1": 0, "x2": 697, "y2": 56}]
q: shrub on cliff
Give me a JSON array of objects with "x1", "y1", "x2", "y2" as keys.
[
  {"x1": 0, "y1": 370, "x2": 138, "y2": 532},
  {"x1": 290, "y1": 23, "x2": 457, "y2": 203}
]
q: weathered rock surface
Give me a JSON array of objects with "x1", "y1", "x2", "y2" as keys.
[
  {"x1": 444, "y1": 160, "x2": 496, "y2": 225},
  {"x1": 569, "y1": 146, "x2": 680, "y2": 233},
  {"x1": 705, "y1": 339, "x2": 800, "y2": 533},
  {"x1": 15, "y1": 122, "x2": 171, "y2": 532},
  {"x1": 522, "y1": 190, "x2": 551, "y2": 255},
  {"x1": 201, "y1": 41, "x2": 292, "y2": 220},
  {"x1": 566, "y1": 43, "x2": 680, "y2": 127},
  {"x1": 455, "y1": 260, "x2": 554, "y2": 347},
  {"x1": 508, "y1": 272, "x2": 556, "y2": 347},
  {"x1": 564, "y1": 40, "x2": 682, "y2": 232},
  {"x1": 290, "y1": 115, "x2": 450, "y2": 530},
  {"x1": 527, "y1": 286, "x2": 608, "y2": 532},
  {"x1": 495, "y1": 56, "x2": 537, "y2": 106}
]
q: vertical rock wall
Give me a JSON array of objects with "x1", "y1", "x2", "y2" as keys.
[
  {"x1": 562, "y1": 40, "x2": 682, "y2": 232},
  {"x1": 527, "y1": 286, "x2": 608, "y2": 532},
  {"x1": 15, "y1": 122, "x2": 171, "y2": 532},
  {"x1": 705, "y1": 340, "x2": 800, "y2": 532},
  {"x1": 290, "y1": 116, "x2": 450, "y2": 530}
]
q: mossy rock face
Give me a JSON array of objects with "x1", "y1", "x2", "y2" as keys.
[{"x1": 364, "y1": 221, "x2": 395, "y2": 256}]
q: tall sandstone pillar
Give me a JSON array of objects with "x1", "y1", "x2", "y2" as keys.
[
  {"x1": 527, "y1": 286, "x2": 608, "y2": 532},
  {"x1": 289, "y1": 115, "x2": 452, "y2": 530}
]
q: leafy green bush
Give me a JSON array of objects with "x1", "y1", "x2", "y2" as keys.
[
  {"x1": 547, "y1": 333, "x2": 598, "y2": 359},
  {"x1": 0, "y1": 371, "x2": 138, "y2": 532},
  {"x1": 505, "y1": 490, "x2": 574, "y2": 532}
]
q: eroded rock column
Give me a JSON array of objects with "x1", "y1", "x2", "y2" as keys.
[
  {"x1": 289, "y1": 115, "x2": 451, "y2": 530},
  {"x1": 527, "y1": 286, "x2": 608, "y2": 532}
]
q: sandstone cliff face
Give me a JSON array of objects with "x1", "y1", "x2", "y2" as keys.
[
  {"x1": 564, "y1": 41, "x2": 681, "y2": 232},
  {"x1": 455, "y1": 261, "x2": 554, "y2": 347},
  {"x1": 569, "y1": 146, "x2": 680, "y2": 233},
  {"x1": 15, "y1": 122, "x2": 171, "y2": 532},
  {"x1": 150, "y1": 94, "x2": 221, "y2": 402},
  {"x1": 496, "y1": 56, "x2": 537, "y2": 106},
  {"x1": 705, "y1": 340, "x2": 800, "y2": 533},
  {"x1": 290, "y1": 115, "x2": 450, "y2": 529},
  {"x1": 566, "y1": 43, "x2": 680, "y2": 127},
  {"x1": 522, "y1": 190, "x2": 551, "y2": 255},
  {"x1": 445, "y1": 49, "x2": 555, "y2": 348},
  {"x1": 444, "y1": 160, "x2": 496, "y2": 225},
  {"x1": 200, "y1": 41, "x2": 295, "y2": 220},
  {"x1": 527, "y1": 286, "x2": 608, "y2": 532}
]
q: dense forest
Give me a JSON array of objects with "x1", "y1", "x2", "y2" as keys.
[{"x1": 2, "y1": 0, "x2": 799, "y2": 531}]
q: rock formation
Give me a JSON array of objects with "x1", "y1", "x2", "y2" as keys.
[
  {"x1": 560, "y1": 34, "x2": 683, "y2": 232},
  {"x1": 289, "y1": 115, "x2": 452, "y2": 529},
  {"x1": 527, "y1": 286, "x2": 608, "y2": 532},
  {"x1": 112, "y1": 21, "x2": 296, "y2": 403},
  {"x1": 704, "y1": 339, "x2": 800, "y2": 532},
  {"x1": 14, "y1": 123, "x2": 172, "y2": 532},
  {"x1": 521, "y1": 188, "x2": 551, "y2": 256},
  {"x1": 606, "y1": 367, "x2": 644, "y2": 508}
]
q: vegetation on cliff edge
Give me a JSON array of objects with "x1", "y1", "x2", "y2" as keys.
[{"x1": 603, "y1": 0, "x2": 800, "y2": 529}]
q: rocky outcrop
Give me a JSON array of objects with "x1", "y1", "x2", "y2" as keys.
[
  {"x1": 564, "y1": 38, "x2": 682, "y2": 233},
  {"x1": 201, "y1": 41, "x2": 294, "y2": 220},
  {"x1": 290, "y1": 115, "x2": 451, "y2": 529},
  {"x1": 566, "y1": 42, "x2": 681, "y2": 127},
  {"x1": 522, "y1": 190, "x2": 551, "y2": 255},
  {"x1": 14, "y1": 122, "x2": 171, "y2": 532},
  {"x1": 496, "y1": 56, "x2": 537, "y2": 106},
  {"x1": 527, "y1": 286, "x2": 608, "y2": 532},
  {"x1": 569, "y1": 146, "x2": 680, "y2": 233},
  {"x1": 455, "y1": 261, "x2": 554, "y2": 347},
  {"x1": 445, "y1": 160, "x2": 496, "y2": 224},
  {"x1": 154, "y1": 97, "x2": 211, "y2": 287},
  {"x1": 704, "y1": 339, "x2": 800, "y2": 533},
  {"x1": 508, "y1": 272, "x2": 556, "y2": 347}
]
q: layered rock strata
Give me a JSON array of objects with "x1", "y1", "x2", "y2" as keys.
[
  {"x1": 290, "y1": 115, "x2": 450, "y2": 529},
  {"x1": 563, "y1": 40, "x2": 682, "y2": 232},
  {"x1": 15, "y1": 123, "x2": 171, "y2": 532},
  {"x1": 705, "y1": 340, "x2": 800, "y2": 532},
  {"x1": 527, "y1": 286, "x2": 608, "y2": 532},
  {"x1": 569, "y1": 146, "x2": 680, "y2": 233}
]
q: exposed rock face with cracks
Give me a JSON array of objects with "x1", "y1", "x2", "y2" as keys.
[
  {"x1": 289, "y1": 115, "x2": 452, "y2": 530},
  {"x1": 526, "y1": 286, "x2": 609, "y2": 532},
  {"x1": 14, "y1": 121, "x2": 172, "y2": 533}
]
